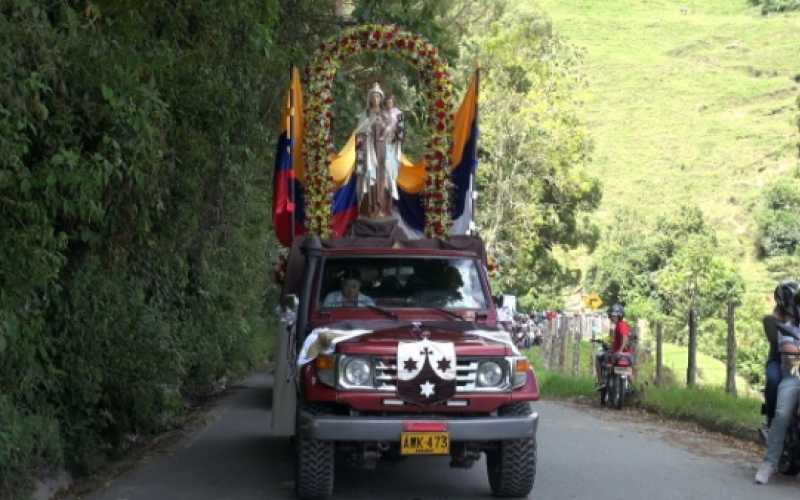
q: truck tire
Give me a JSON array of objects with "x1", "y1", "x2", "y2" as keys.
[
  {"x1": 295, "y1": 413, "x2": 334, "y2": 499},
  {"x1": 487, "y1": 403, "x2": 537, "y2": 498}
]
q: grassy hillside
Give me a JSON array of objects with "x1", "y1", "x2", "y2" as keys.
[{"x1": 538, "y1": 0, "x2": 800, "y2": 296}]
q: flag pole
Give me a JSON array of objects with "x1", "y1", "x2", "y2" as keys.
[
  {"x1": 471, "y1": 62, "x2": 480, "y2": 234},
  {"x1": 288, "y1": 65, "x2": 296, "y2": 247}
]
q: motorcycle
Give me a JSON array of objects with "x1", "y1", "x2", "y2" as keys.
[
  {"x1": 592, "y1": 339, "x2": 634, "y2": 410},
  {"x1": 771, "y1": 323, "x2": 800, "y2": 475},
  {"x1": 776, "y1": 338, "x2": 800, "y2": 475},
  {"x1": 777, "y1": 404, "x2": 800, "y2": 476},
  {"x1": 511, "y1": 316, "x2": 532, "y2": 349}
]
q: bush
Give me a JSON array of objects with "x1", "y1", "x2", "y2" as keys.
[
  {"x1": 757, "y1": 180, "x2": 800, "y2": 257},
  {"x1": 750, "y1": 0, "x2": 800, "y2": 14},
  {"x1": 0, "y1": 395, "x2": 62, "y2": 500},
  {"x1": 0, "y1": 1, "x2": 296, "y2": 496}
]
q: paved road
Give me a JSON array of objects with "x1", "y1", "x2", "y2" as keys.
[{"x1": 72, "y1": 371, "x2": 799, "y2": 500}]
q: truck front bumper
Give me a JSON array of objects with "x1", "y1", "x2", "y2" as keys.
[{"x1": 298, "y1": 410, "x2": 539, "y2": 442}]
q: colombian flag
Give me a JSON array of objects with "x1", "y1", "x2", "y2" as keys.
[
  {"x1": 449, "y1": 69, "x2": 479, "y2": 234},
  {"x1": 272, "y1": 68, "x2": 306, "y2": 247},
  {"x1": 396, "y1": 69, "x2": 479, "y2": 234},
  {"x1": 329, "y1": 134, "x2": 359, "y2": 237}
]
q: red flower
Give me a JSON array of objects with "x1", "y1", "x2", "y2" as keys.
[
  {"x1": 437, "y1": 123, "x2": 445, "y2": 131},
  {"x1": 435, "y1": 99, "x2": 445, "y2": 109},
  {"x1": 396, "y1": 39, "x2": 406, "y2": 49},
  {"x1": 372, "y1": 31, "x2": 380, "y2": 40}
]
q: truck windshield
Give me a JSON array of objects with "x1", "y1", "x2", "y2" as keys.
[{"x1": 319, "y1": 257, "x2": 488, "y2": 310}]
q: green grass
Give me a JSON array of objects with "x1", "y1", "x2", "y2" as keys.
[
  {"x1": 641, "y1": 385, "x2": 762, "y2": 435},
  {"x1": 537, "y1": 0, "x2": 800, "y2": 296},
  {"x1": 528, "y1": 344, "x2": 597, "y2": 397}
]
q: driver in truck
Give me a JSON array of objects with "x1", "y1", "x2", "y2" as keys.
[{"x1": 322, "y1": 272, "x2": 376, "y2": 308}]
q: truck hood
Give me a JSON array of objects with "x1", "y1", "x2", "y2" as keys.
[{"x1": 331, "y1": 320, "x2": 513, "y2": 357}]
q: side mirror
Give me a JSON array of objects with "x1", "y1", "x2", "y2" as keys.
[{"x1": 278, "y1": 294, "x2": 299, "y2": 328}]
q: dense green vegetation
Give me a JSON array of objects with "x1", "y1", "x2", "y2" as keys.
[{"x1": 0, "y1": 0, "x2": 327, "y2": 497}]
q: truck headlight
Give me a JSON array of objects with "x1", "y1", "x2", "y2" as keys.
[
  {"x1": 477, "y1": 360, "x2": 505, "y2": 387},
  {"x1": 340, "y1": 356, "x2": 372, "y2": 388}
]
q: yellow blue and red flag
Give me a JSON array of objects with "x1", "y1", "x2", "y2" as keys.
[
  {"x1": 329, "y1": 134, "x2": 359, "y2": 237},
  {"x1": 448, "y1": 69, "x2": 479, "y2": 234},
  {"x1": 272, "y1": 68, "x2": 306, "y2": 247},
  {"x1": 396, "y1": 69, "x2": 479, "y2": 234}
]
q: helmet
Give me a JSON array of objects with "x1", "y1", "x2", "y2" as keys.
[
  {"x1": 608, "y1": 303, "x2": 625, "y2": 318},
  {"x1": 774, "y1": 281, "x2": 800, "y2": 318}
]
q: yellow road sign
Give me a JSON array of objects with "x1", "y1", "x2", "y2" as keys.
[{"x1": 582, "y1": 293, "x2": 603, "y2": 310}]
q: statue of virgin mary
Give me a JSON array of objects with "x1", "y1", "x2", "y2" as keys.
[{"x1": 354, "y1": 83, "x2": 393, "y2": 218}]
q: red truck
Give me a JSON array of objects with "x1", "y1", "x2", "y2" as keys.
[{"x1": 272, "y1": 233, "x2": 540, "y2": 499}]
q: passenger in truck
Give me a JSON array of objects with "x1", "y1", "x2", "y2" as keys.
[
  {"x1": 359, "y1": 265, "x2": 401, "y2": 298},
  {"x1": 322, "y1": 274, "x2": 376, "y2": 308}
]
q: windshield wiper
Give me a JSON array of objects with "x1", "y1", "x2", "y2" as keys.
[
  {"x1": 366, "y1": 304, "x2": 399, "y2": 321},
  {"x1": 433, "y1": 307, "x2": 467, "y2": 321}
]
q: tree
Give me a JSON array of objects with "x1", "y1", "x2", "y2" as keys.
[
  {"x1": 655, "y1": 233, "x2": 744, "y2": 386},
  {"x1": 460, "y1": 3, "x2": 601, "y2": 301}
]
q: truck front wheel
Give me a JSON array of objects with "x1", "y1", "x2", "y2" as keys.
[
  {"x1": 295, "y1": 421, "x2": 334, "y2": 499},
  {"x1": 486, "y1": 403, "x2": 537, "y2": 498}
]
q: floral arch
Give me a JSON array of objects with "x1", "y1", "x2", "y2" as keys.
[{"x1": 303, "y1": 24, "x2": 455, "y2": 238}]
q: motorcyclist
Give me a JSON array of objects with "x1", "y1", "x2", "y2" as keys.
[
  {"x1": 595, "y1": 304, "x2": 632, "y2": 388},
  {"x1": 756, "y1": 282, "x2": 800, "y2": 484}
]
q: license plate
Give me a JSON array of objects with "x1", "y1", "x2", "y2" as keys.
[
  {"x1": 614, "y1": 367, "x2": 632, "y2": 376},
  {"x1": 400, "y1": 432, "x2": 450, "y2": 455}
]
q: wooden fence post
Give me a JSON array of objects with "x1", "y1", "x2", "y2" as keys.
[
  {"x1": 558, "y1": 316, "x2": 572, "y2": 373},
  {"x1": 544, "y1": 317, "x2": 555, "y2": 370},
  {"x1": 558, "y1": 316, "x2": 569, "y2": 371},
  {"x1": 726, "y1": 302, "x2": 737, "y2": 397},
  {"x1": 573, "y1": 316, "x2": 582, "y2": 377},
  {"x1": 655, "y1": 321, "x2": 664, "y2": 386},
  {"x1": 687, "y1": 308, "x2": 698, "y2": 388},
  {"x1": 632, "y1": 324, "x2": 640, "y2": 383},
  {"x1": 549, "y1": 316, "x2": 561, "y2": 370}
]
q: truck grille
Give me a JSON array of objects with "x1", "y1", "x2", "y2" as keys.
[{"x1": 374, "y1": 357, "x2": 479, "y2": 392}]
